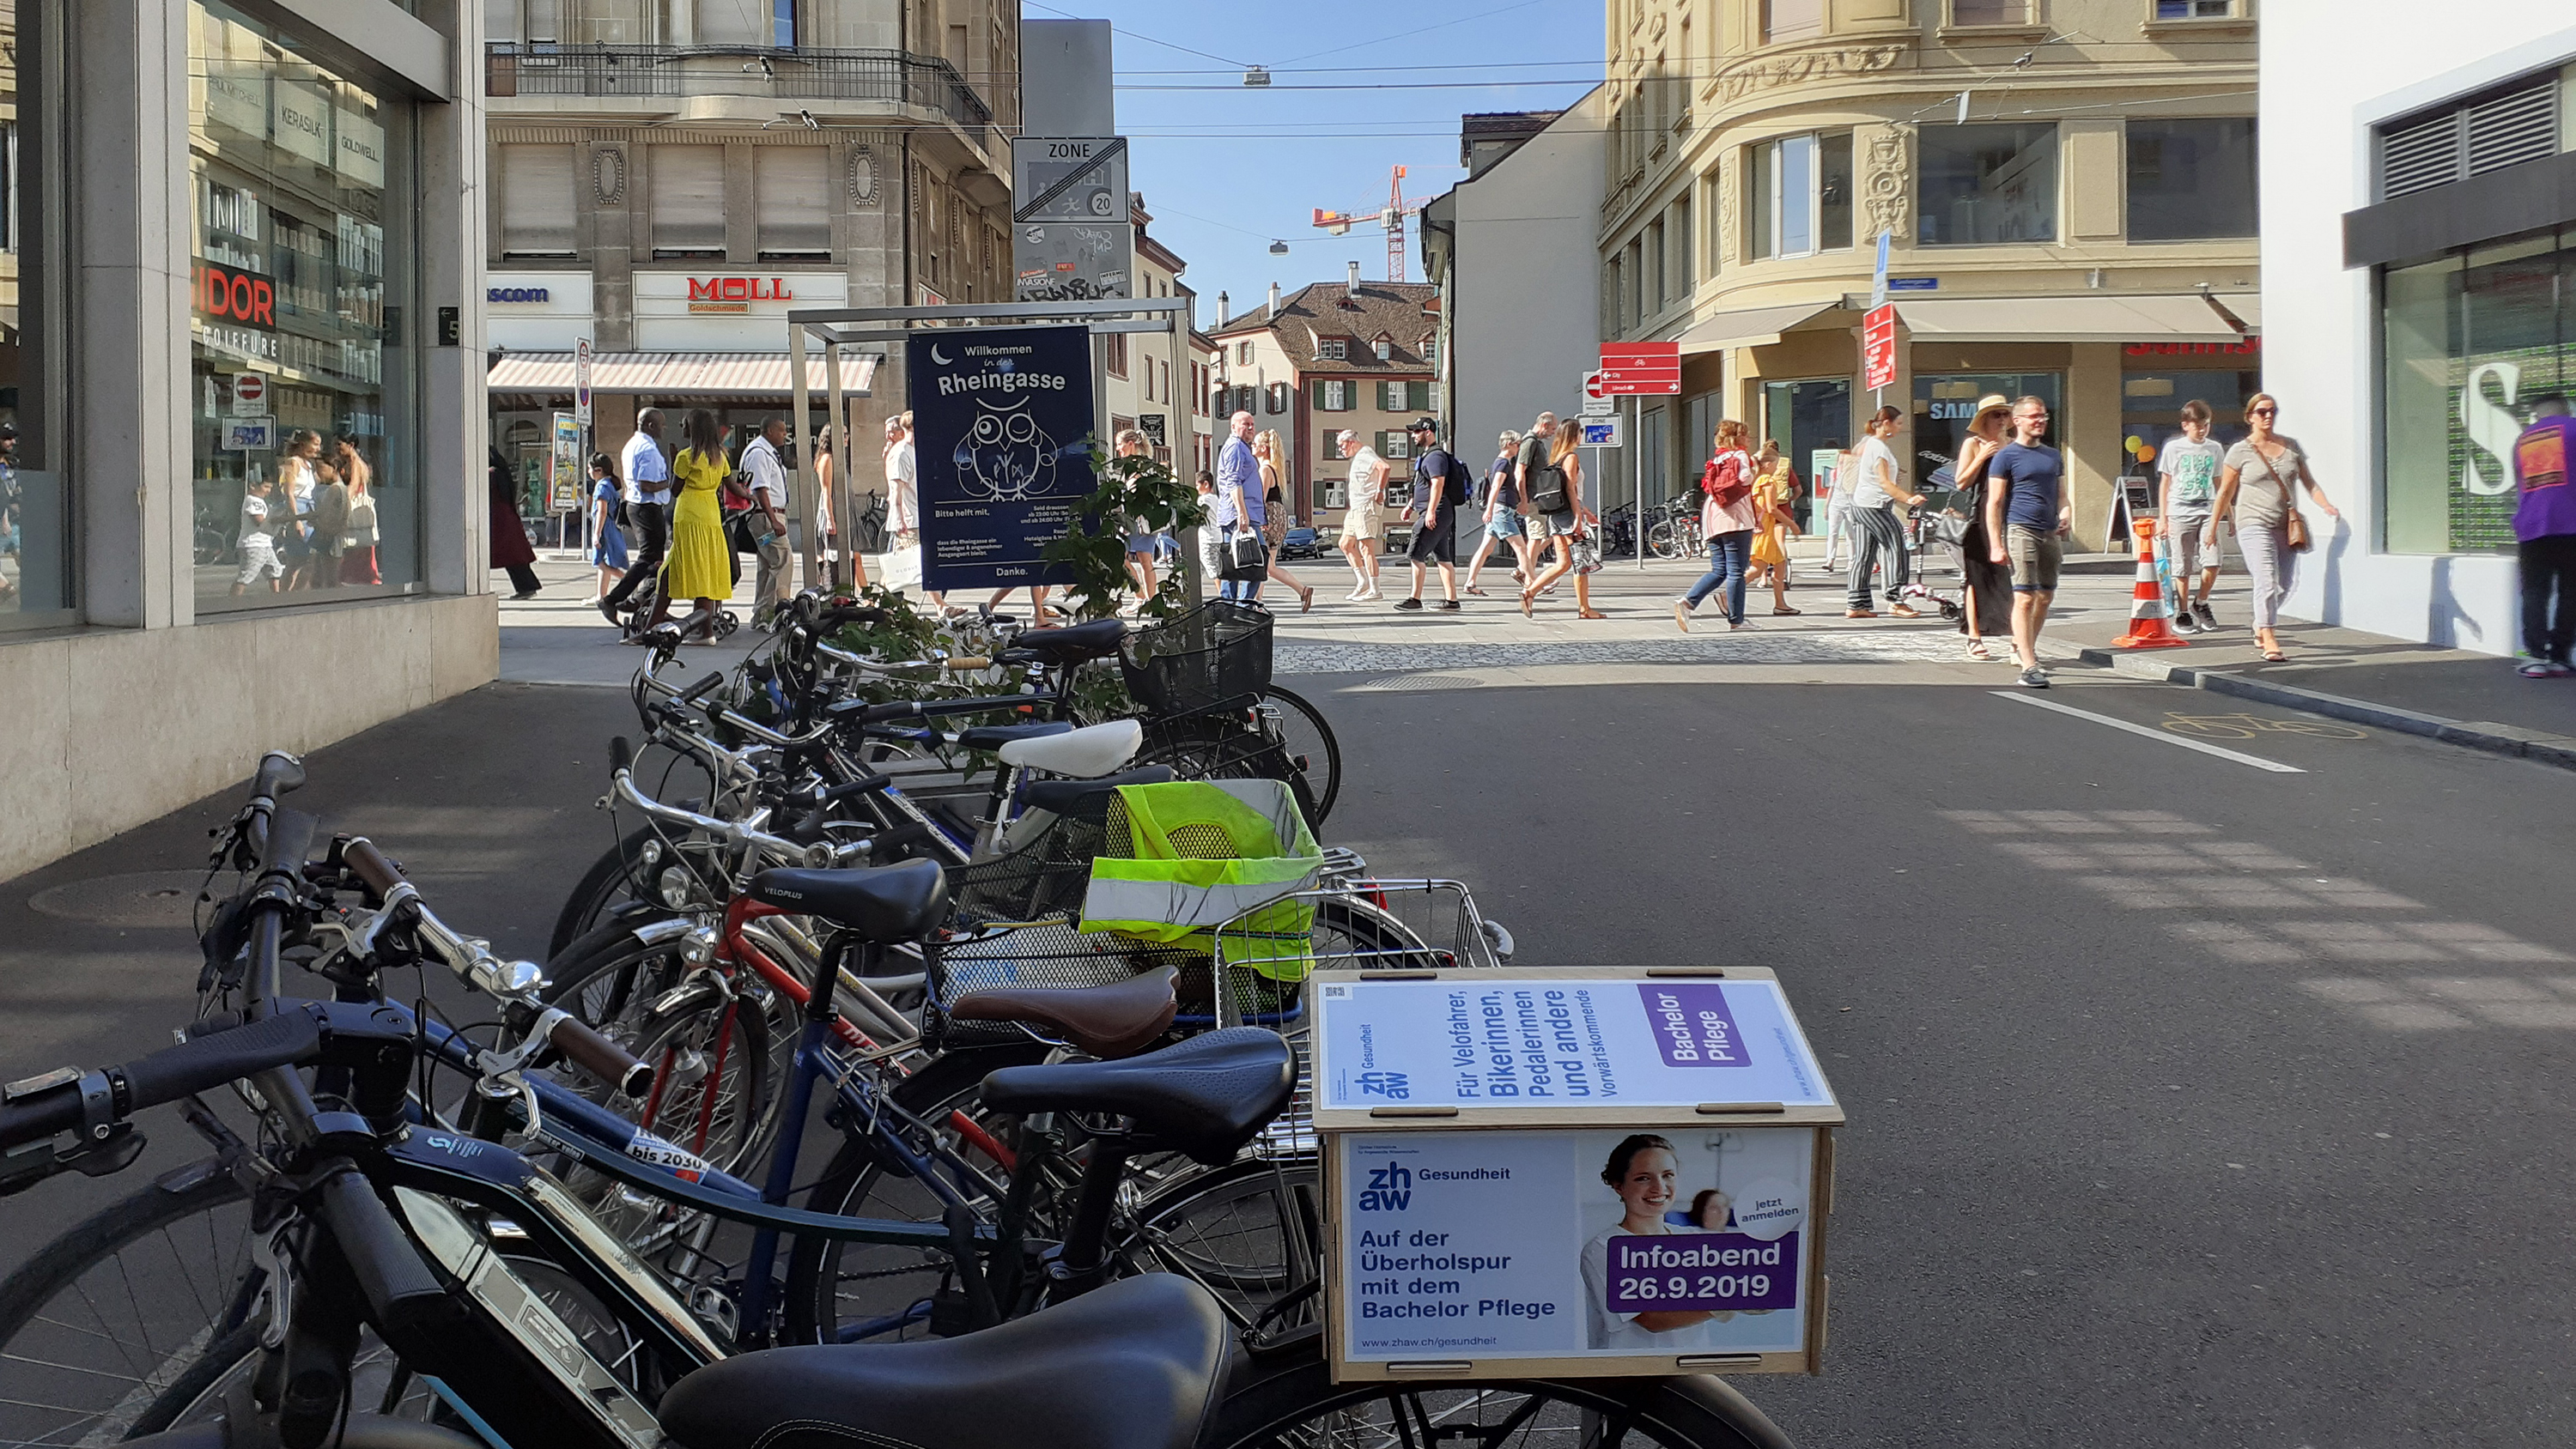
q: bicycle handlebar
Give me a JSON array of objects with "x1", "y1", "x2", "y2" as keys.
[
  {"x1": 0, "y1": 1008, "x2": 326, "y2": 1151},
  {"x1": 252, "y1": 750, "x2": 306, "y2": 806},
  {"x1": 607, "y1": 738, "x2": 832, "y2": 870}
]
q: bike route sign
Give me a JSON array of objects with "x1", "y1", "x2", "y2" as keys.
[
  {"x1": 1310, "y1": 968, "x2": 1840, "y2": 1382},
  {"x1": 908, "y1": 324, "x2": 1095, "y2": 591}
]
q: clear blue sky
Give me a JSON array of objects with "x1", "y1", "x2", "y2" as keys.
[{"x1": 1032, "y1": 0, "x2": 1605, "y2": 328}]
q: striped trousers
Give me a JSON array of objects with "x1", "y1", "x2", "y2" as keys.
[{"x1": 1848, "y1": 507, "x2": 1910, "y2": 611}]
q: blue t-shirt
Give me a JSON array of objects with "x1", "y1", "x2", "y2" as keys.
[
  {"x1": 1991, "y1": 442, "x2": 2063, "y2": 533},
  {"x1": 1413, "y1": 447, "x2": 1457, "y2": 512}
]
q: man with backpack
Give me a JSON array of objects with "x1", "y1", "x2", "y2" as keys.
[{"x1": 1395, "y1": 415, "x2": 1467, "y2": 611}]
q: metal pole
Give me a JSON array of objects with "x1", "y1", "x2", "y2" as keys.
[
  {"x1": 824, "y1": 342, "x2": 849, "y2": 590},
  {"x1": 1171, "y1": 308, "x2": 1200, "y2": 599},
  {"x1": 1634, "y1": 395, "x2": 1644, "y2": 568},
  {"x1": 788, "y1": 323, "x2": 819, "y2": 590}
]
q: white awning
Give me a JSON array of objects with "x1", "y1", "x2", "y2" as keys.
[
  {"x1": 486, "y1": 350, "x2": 880, "y2": 397},
  {"x1": 1893, "y1": 294, "x2": 2259, "y2": 343},
  {"x1": 1675, "y1": 301, "x2": 1842, "y2": 356}
]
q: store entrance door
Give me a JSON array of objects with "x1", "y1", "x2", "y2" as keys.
[{"x1": 1763, "y1": 378, "x2": 1853, "y2": 528}]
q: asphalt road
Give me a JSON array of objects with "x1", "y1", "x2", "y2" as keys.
[{"x1": 4, "y1": 665, "x2": 2573, "y2": 1447}]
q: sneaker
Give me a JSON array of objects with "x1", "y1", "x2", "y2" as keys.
[
  {"x1": 2518, "y1": 658, "x2": 2575, "y2": 678},
  {"x1": 1673, "y1": 600, "x2": 1692, "y2": 634},
  {"x1": 1728, "y1": 619, "x2": 1754, "y2": 631},
  {"x1": 1393, "y1": 597, "x2": 1424, "y2": 611},
  {"x1": 2196, "y1": 600, "x2": 2220, "y2": 627},
  {"x1": 2018, "y1": 665, "x2": 2050, "y2": 688},
  {"x1": 1355, "y1": 586, "x2": 1382, "y2": 602},
  {"x1": 598, "y1": 600, "x2": 621, "y2": 625},
  {"x1": 1436, "y1": 598, "x2": 1460, "y2": 611},
  {"x1": 2172, "y1": 608, "x2": 2201, "y2": 634}
]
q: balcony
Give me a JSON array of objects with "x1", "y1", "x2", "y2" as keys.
[{"x1": 485, "y1": 43, "x2": 992, "y2": 131}]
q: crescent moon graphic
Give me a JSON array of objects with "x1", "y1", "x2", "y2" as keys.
[{"x1": 931, "y1": 344, "x2": 954, "y2": 366}]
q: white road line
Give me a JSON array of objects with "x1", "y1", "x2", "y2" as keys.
[{"x1": 1988, "y1": 691, "x2": 2306, "y2": 773}]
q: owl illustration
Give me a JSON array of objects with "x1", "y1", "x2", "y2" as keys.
[{"x1": 953, "y1": 397, "x2": 1087, "y2": 502}]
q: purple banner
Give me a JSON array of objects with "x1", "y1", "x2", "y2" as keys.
[
  {"x1": 1636, "y1": 984, "x2": 1750, "y2": 1069},
  {"x1": 1602, "y1": 1232, "x2": 1800, "y2": 1313}
]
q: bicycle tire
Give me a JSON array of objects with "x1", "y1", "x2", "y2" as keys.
[
  {"x1": 1647, "y1": 522, "x2": 1684, "y2": 561},
  {"x1": 0, "y1": 1163, "x2": 257, "y2": 1448},
  {"x1": 1211, "y1": 1340, "x2": 1796, "y2": 1449},
  {"x1": 550, "y1": 828, "x2": 678, "y2": 961},
  {"x1": 1256, "y1": 685, "x2": 1342, "y2": 826},
  {"x1": 1133, "y1": 718, "x2": 1324, "y2": 834}
]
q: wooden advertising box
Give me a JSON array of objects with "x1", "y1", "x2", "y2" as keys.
[{"x1": 1311, "y1": 967, "x2": 1842, "y2": 1383}]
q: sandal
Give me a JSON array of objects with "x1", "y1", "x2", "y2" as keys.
[
  {"x1": 1579, "y1": 609, "x2": 1608, "y2": 621},
  {"x1": 1300, "y1": 585, "x2": 1315, "y2": 614},
  {"x1": 1465, "y1": 585, "x2": 1489, "y2": 597},
  {"x1": 2261, "y1": 649, "x2": 2287, "y2": 662},
  {"x1": 1965, "y1": 640, "x2": 1992, "y2": 660},
  {"x1": 1773, "y1": 606, "x2": 1801, "y2": 616},
  {"x1": 1519, "y1": 591, "x2": 1536, "y2": 618}
]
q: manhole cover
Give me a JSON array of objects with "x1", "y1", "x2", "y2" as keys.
[
  {"x1": 1358, "y1": 673, "x2": 1485, "y2": 691},
  {"x1": 27, "y1": 870, "x2": 210, "y2": 930}
]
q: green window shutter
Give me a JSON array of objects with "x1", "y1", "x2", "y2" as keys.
[
  {"x1": 1409, "y1": 380, "x2": 1431, "y2": 410},
  {"x1": 1311, "y1": 379, "x2": 1329, "y2": 409}
]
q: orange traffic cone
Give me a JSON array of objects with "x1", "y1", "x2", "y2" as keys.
[{"x1": 2113, "y1": 518, "x2": 2189, "y2": 649}]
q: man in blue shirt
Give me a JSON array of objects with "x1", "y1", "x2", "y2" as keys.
[
  {"x1": 601, "y1": 409, "x2": 671, "y2": 624},
  {"x1": 1980, "y1": 396, "x2": 2070, "y2": 688},
  {"x1": 1215, "y1": 410, "x2": 1261, "y2": 602}
]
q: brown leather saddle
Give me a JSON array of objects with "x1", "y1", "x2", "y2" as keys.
[{"x1": 948, "y1": 966, "x2": 1179, "y2": 1059}]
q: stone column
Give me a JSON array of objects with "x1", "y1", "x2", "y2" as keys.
[{"x1": 2065, "y1": 343, "x2": 2123, "y2": 553}]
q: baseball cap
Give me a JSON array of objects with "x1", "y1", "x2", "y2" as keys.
[{"x1": 1406, "y1": 416, "x2": 1438, "y2": 433}]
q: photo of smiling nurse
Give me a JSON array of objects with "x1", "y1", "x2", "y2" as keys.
[{"x1": 1578, "y1": 1134, "x2": 1720, "y2": 1350}]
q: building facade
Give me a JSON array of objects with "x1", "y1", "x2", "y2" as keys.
[
  {"x1": 480, "y1": 0, "x2": 1018, "y2": 517},
  {"x1": 1099, "y1": 196, "x2": 1199, "y2": 470},
  {"x1": 0, "y1": 0, "x2": 492, "y2": 882},
  {"x1": 1208, "y1": 277, "x2": 1441, "y2": 533},
  {"x1": 1598, "y1": 0, "x2": 2261, "y2": 546},
  {"x1": 2263, "y1": 4, "x2": 2576, "y2": 654}
]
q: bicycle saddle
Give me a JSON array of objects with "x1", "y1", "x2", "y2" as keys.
[
  {"x1": 747, "y1": 858, "x2": 948, "y2": 942},
  {"x1": 1021, "y1": 763, "x2": 1173, "y2": 819},
  {"x1": 997, "y1": 718, "x2": 1142, "y2": 777},
  {"x1": 979, "y1": 1028, "x2": 1295, "y2": 1165},
  {"x1": 658, "y1": 1273, "x2": 1227, "y2": 1449},
  {"x1": 1008, "y1": 618, "x2": 1127, "y2": 664},
  {"x1": 955, "y1": 720, "x2": 1072, "y2": 753},
  {"x1": 950, "y1": 965, "x2": 1180, "y2": 1059}
]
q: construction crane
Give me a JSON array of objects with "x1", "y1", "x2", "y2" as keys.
[{"x1": 1312, "y1": 165, "x2": 1424, "y2": 283}]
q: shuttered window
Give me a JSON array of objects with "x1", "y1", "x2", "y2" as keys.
[
  {"x1": 755, "y1": 148, "x2": 830, "y2": 256},
  {"x1": 1377, "y1": 380, "x2": 1430, "y2": 411},
  {"x1": 651, "y1": 144, "x2": 727, "y2": 255},
  {"x1": 2379, "y1": 76, "x2": 2561, "y2": 201},
  {"x1": 499, "y1": 144, "x2": 575, "y2": 256},
  {"x1": 1313, "y1": 379, "x2": 1352, "y2": 412}
]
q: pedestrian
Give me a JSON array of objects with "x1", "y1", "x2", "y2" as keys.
[
  {"x1": 308, "y1": 441, "x2": 349, "y2": 588},
  {"x1": 814, "y1": 426, "x2": 857, "y2": 591},
  {"x1": 1844, "y1": 407, "x2": 1924, "y2": 620},
  {"x1": 1253, "y1": 429, "x2": 1313, "y2": 610},
  {"x1": 1820, "y1": 438, "x2": 1856, "y2": 573},
  {"x1": 278, "y1": 429, "x2": 324, "y2": 591},
  {"x1": 601, "y1": 408, "x2": 670, "y2": 622},
  {"x1": 1215, "y1": 410, "x2": 1262, "y2": 603},
  {"x1": 1395, "y1": 416, "x2": 1461, "y2": 612},
  {"x1": 1465, "y1": 429, "x2": 1534, "y2": 598},
  {"x1": 879, "y1": 412, "x2": 937, "y2": 606},
  {"x1": 487, "y1": 446, "x2": 542, "y2": 599},
  {"x1": 2157, "y1": 400, "x2": 2227, "y2": 633},
  {"x1": 1192, "y1": 469, "x2": 1223, "y2": 596},
  {"x1": 1982, "y1": 396, "x2": 2072, "y2": 688},
  {"x1": 1336, "y1": 429, "x2": 1388, "y2": 601},
  {"x1": 229, "y1": 475, "x2": 283, "y2": 597},
  {"x1": 647, "y1": 408, "x2": 735, "y2": 640},
  {"x1": 1950, "y1": 395, "x2": 2014, "y2": 660},
  {"x1": 1519, "y1": 415, "x2": 1604, "y2": 619},
  {"x1": 2210, "y1": 391, "x2": 2341, "y2": 663},
  {"x1": 741, "y1": 415, "x2": 795, "y2": 627},
  {"x1": 1674, "y1": 420, "x2": 1759, "y2": 632},
  {"x1": 586, "y1": 451, "x2": 629, "y2": 602},
  {"x1": 1744, "y1": 437, "x2": 1802, "y2": 615},
  {"x1": 1115, "y1": 428, "x2": 1161, "y2": 603},
  {"x1": 2512, "y1": 394, "x2": 2576, "y2": 677},
  {"x1": 332, "y1": 434, "x2": 380, "y2": 586}
]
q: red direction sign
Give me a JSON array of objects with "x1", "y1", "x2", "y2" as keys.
[
  {"x1": 1596, "y1": 342, "x2": 1681, "y2": 396},
  {"x1": 1862, "y1": 305, "x2": 1899, "y2": 393}
]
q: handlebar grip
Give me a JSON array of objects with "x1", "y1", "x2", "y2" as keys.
[
  {"x1": 610, "y1": 736, "x2": 635, "y2": 774},
  {"x1": 121, "y1": 1010, "x2": 325, "y2": 1117},
  {"x1": 548, "y1": 1015, "x2": 653, "y2": 1098},
  {"x1": 858, "y1": 700, "x2": 927, "y2": 724},
  {"x1": 945, "y1": 657, "x2": 993, "y2": 671},
  {"x1": 0, "y1": 1080, "x2": 87, "y2": 1150},
  {"x1": 342, "y1": 838, "x2": 405, "y2": 900},
  {"x1": 252, "y1": 751, "x2": 307, "y2": 802},
  {"x1": 683, "y1": 673, "x2": 726, "y2": 705},
  {"x1": 261, "y1": 808, "x2": 320, "y2": 882},
  {"x1": 309, "y1": 1167, "x2": 457, "y2": 1343}
]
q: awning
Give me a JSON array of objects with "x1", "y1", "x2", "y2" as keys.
[
  {"x1": 1893, "y1": 294, "x2": 2259, "y2": 343},
  {"x1": 486, "y1": 351, "x2": 880, "y2": 397},
  {"x1": 1675, "y1": 301, "x2": 1843, "y2": 356}
]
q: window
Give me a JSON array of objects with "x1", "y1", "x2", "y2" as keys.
[
  {"x1": 1106, "y1": 331, "x2": 1127, "y2": 379},
  {"x1": 2127, "y1": 118, "x2": 2257, "y2": 241},
  {"x1": 0, "y1": 0, "x2": 63, "y2": 622},
  {"x1": 1646, "y1": 220, "x2": 1665, "y2": 314},
  {"x1": 754, "y1": 147, "x2": 829, "y2": 257},
  {"x1": 2379, "y1": 77, "x2": 2562, "y2": 201},
  {"x1": 1949, "y1": 0, "x2": 2028, "y2": 22},
  {"x1": 1236, "y1": 342, "x2": 1253, "y2": 364},
  {"x1": 1760, "y1": 0, "x2": 1820, "y2": 44},
  {"x1": 1376, "y1": 430, "x2": 1412, "y2": 460},
  {"x1": 2154, "y1": 0, "x2": 2234, "y2": 16},
  {"x1": 1917, "y1": 124, "x2": 2058, "y2": 245},
  {"x1": 191, "y1": 0, "x2": 416, "y2": 613},
  {"x1": 1377, "y1": 380, "x2": 1431, "y2": 412},
  {"x1": 1674, "y1": 193, "x2": 1694, "y2": 287},
  {"x1": 1315, "y1": 379, "x2": 1352, "y2": 411},
  {"x1": 1373, "y1": 337, "x2": 1391, "y2": 362},
  {"x1": 498, "y1": 145, "x2": 574, "y2": 257},
  {"x1": 1424, "y1": 335, "x2": 1439, "y2": 365},
  {"x1": 1267, "y1": 382, "x2": 1291, "y2": 415},
  {"x1": 1750, "y1": 132, "x2": 1854, "y2": 259},
  {"x1": 651, "y1": 145, "x2": 727, "y2": 256},
  {"x1": 1318, "y1": 336, "x2": 1348, "y2": 361}
]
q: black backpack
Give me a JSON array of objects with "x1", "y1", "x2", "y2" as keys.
[
  {"x1": 1526, "y1": 452, "x2": 1571, "y2": 513},
  {"x1": 1440, "y1": 452, "x2": 1477, "y2": 513}
]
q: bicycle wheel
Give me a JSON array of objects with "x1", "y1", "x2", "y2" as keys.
[
  {"x1": 1134, "y1": 716, "x2": 1323, "y2": 834},
  {"x1": 550, "y1": 828, "x2": 664, "y2": 961},
  {"x1": 1125, "y1": 1155, "x2": 1321, "y2": 1336},
  {"x1": 538, "y1": 935, "x2": 775, "y2": 1180},
  {"x1": 1212, "y1": 1343, "x2": 1795, "y2": 1449},
  {"x1": 1646, "y1": 521, "x2": 1681, "y2": 561},
  {"x1": 0, "y1": 1162, "x2": 256, "y2": 1447},
  {"x1": 1257, "y1": 686, "x2": 1341, "y2": 826}
]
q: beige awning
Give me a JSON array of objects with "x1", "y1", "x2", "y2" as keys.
[
  {"x1": 1675, "y1": 301, "x2": 1843, "y2": 356},
  {"x1": 486, "y1": 351, "x2": 880, "y2": 397},
  {"x1": 1893, "y1": 294, "x2": 2259, "y2": 343}
]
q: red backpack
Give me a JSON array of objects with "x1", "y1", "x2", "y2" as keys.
[{"x1": 1702, "y1": 453, "x2": 1750, "y2": 509}]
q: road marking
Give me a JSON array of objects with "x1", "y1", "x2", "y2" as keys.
[{"x1": 1988, "y1": 691, "x2": 2305, "y2": 773}]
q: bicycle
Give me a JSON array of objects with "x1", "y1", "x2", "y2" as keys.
[
  {"x1": 2161, "y1": 711, "x2": 2368, "y2": 740},
  {"x1": 1646, "y1": 496, "x2": 1704, "y2": 561}
]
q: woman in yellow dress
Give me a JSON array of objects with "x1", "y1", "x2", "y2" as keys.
[
  {"x1": 651, "y1": 408, "x2": 736, "y2": 639},
  {"x1": 1746, "y1": 440, "x2": 1801, "y2": 616}
]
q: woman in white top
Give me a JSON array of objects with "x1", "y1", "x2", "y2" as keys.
[
  {"x1": 1336, "y1": 429, "x2": 1388, "y2": 601},
  {"x1": 1577, "y1": 1135, "x2": 1719, "y2": 1352},
  {"x1": 880, "y1": 412, "x2": 939, "y2": 606}
]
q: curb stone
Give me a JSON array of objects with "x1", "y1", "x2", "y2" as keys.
[{"x1": 2076, "y1": 646, "x2": 2576, "y2": 773}]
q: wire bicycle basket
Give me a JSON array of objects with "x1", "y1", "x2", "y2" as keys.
[{"x1": 1121, "y1": 600, "x2": 1273, "y2": 718}]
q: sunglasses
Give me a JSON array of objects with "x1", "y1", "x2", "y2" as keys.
[{"x1": 2249, "y1": 407, "x2": 2278, "y2": 416}]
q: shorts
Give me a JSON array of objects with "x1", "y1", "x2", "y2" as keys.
[
  {"x1": 1528, "y1": 508, "x2": 1576, "y2": 541},
  {"x1": 1485, "y1": 510, "x2": 1523, "y2": 539},
  {"x1": 234, "y1": 537, "x2": 283, "y2": 585},
  {"x1": 1343, "y1": 506, "x2": 1383, "y2": 542},
  {"x1": 2007, "y1": 524, "x2": 2063, "y2": 593},
  {"x1": 1125, "y1": 533, "x2": 1155, "y2": 555},
  {"x1": 1406, "y1": 509, "x2": 1458, "y2": 565},
  {"x1": 2168, "y1": 512, "x2": 2220, "y2": 577}
]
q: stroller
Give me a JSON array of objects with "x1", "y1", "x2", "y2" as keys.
[{"x1": 612, "y1": 553, "x2": 742, "y2": 642}]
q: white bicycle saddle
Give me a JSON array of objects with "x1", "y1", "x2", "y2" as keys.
[{"x1": 997, "y1": 718, "x2": 1143, "y2": 778}]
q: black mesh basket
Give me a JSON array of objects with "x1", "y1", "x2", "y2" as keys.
[{"x1": 1121, "y1": 601, "x2": 1273, "y2": 718}]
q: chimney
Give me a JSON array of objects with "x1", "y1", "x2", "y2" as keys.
[
  {"x1": 1218, "y1": 290, "x2": 1230, "y2": 324},
  {"x1": 1346, "y1": 261, "x2": 1361, "y2": 301},
  {"x1": 1267, "y1": 282, "x2": 1281, "y2": 318}
]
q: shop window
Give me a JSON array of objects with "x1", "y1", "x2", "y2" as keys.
[
  {"x1": 651, "y1": 145, "x2": 727, "y2": 258},
  {"x1": 191, "y1": 0, "x2": 416, "y2": 614},
  {"x1": 2381, "y1": 227, "x2": 2575, "y2": 555},
  {"x1": 754, "y1": 147, "x2": 829, "y2": 258},
  {"x1": 1917, "y1": 124, "x2": 2058, "y2": 245},
  {"x1": 1760, "y1": 0, "x2": 1820, "y2": 44},
  {"x1": 498, "y1": 145, "x2": 574, "y2": 258},
  {"x1": 1759, "y1": 379, "x2": 1854, "y2": 523},
  {"x1": 1914, "y1": 374, "x2": 2064, "y2": 491},
  {"x1": 2127, "y1": 119, "x2": 2257, "y2": 241},
  {"x1": 0, "y1": 3, "x2": 64, "y2": 624},
  {"x1": 2119, "y1": 363, "x2": 2259, "y2": 490},
  {"x1": 1750, "y1": 131, "x2": 1855, "y2": 259}
]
